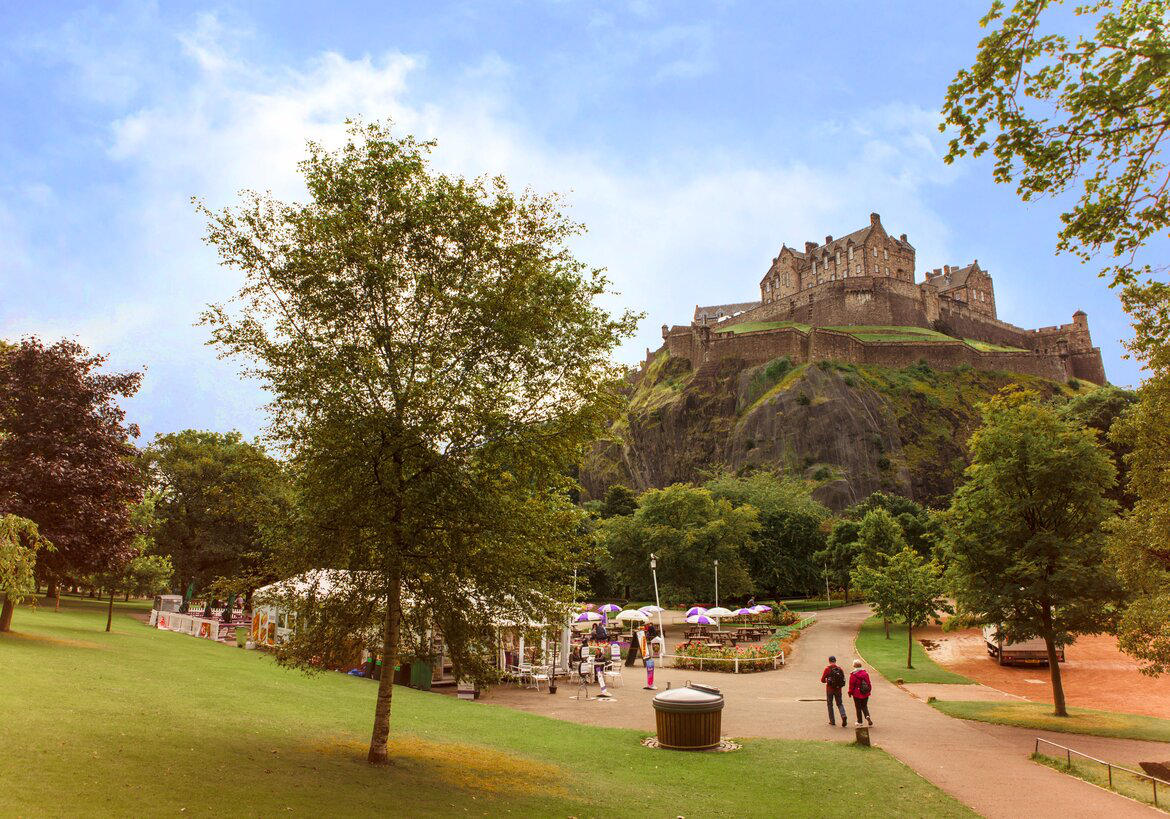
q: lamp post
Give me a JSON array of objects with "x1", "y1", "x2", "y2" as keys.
[
  {"x1": 650, "y1": 553, "x2": 664, "y2": 651},
  {"x1": 714, "y1": 559, "x2": 719, "y2": 609}
]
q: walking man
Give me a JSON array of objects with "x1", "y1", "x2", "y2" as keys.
[
  {"x1": 848, "y1": 659, "x2": 874, "y2": 726},
  {"x1": 820, "y1": 655, "x2": 848, "y2": 726}
]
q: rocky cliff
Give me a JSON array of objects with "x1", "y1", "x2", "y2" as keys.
[{"x1": 581, "y1": 352, "x2": 1088, "y2": 511}]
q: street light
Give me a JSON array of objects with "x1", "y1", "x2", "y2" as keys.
[
  {"x1": 649, "y1": 553, "x2": 665, "y2": 652},
  {"x1": 714, "y1": 559, "x2": 719, "y2": 608}
]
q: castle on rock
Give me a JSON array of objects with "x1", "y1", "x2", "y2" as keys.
[{"x1": 661, "y1": 213, "x2": 1106, "y2": 385}]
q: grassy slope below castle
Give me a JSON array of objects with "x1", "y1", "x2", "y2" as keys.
[
  {"x1": 719, "y1": 321, "x2": 1027, "y2": 352},
  {"x1": 0, "y1": 598, "x2": 972, "y2": 818}
]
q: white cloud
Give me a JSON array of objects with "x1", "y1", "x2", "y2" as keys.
[{"x1": 5, "y1": 12, "x2": 964, "y2": 437}]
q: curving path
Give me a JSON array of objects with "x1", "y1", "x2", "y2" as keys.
[{"x1": 482, "y1": 605, "x2": 1163, "y2": 817}]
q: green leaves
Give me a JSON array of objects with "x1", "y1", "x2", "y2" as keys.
[
  {"x1": 0, "y1": 515, "x2": 51, "y2": 606},
  {"x1": 942, "y1": 0, "x2": 1170, "y2": 359}
]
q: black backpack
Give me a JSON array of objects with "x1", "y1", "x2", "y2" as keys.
[
  {"x1": 855, "y1": 672, "x2": 871, "y2": 695},
  {"x1": 827, "y1": 665, "x2": 846, "y2": 688}
]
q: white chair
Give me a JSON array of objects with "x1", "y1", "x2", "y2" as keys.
[
  {"x1": 575, "y1": 658, "x2": 594, "y2": 700},
  {"x1": 603, "y1": 644, "x2": 624, "y2": 687}
]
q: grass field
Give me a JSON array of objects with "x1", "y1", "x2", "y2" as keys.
[
  {"x1": 854, "y1": 616, "x2": 973, "y2": 685},
  {"x1": 0, "y1": 599, "x2": 973, "y2": 818},
  {"x1": 719, "y1": 320, "x2": 811, "y2": 335},
  {"x1": 1032, "y1": 752, "x2": 1169, "y2": 813},
  {"x1": 931, "y1": 700, "x2": 1170, "y2": 744},
  {"x1": 781, "y1": 598, "x2": 853, "y2": 612}
]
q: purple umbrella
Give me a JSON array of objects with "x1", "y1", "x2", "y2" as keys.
[
  {"x1": 574, "y1": 611, "x2": 603, "y2": 623},
  {"x1": 734, "y1": 608, "x2": 755, "y2": 617},
  {"x1": 686, "y1": 614, "x2": 716, "y2": 625},
  {"x1": 752, "y1": 604, "x2": 772, "y2": 613},
  {"x1": 685, "y1": 606, "x2": 708, "y2": 618},
  {"x1": 597, "y1": 603, "x2": 621, "y2": 614}
]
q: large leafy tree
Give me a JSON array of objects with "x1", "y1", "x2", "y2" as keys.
[
  {"x1": 704, "y1": 472, "x2": 829, "y2": 598},
  {"x1": 200, "y1": 120, "x2": 636, "y2": 763},
  {"x1": 944, "y1": 390, "x2": 1122, "y2": 716},
  {"x1": 0, "y1": 338, "x2": 143, "y2": 594},
  {"x1": 942, "y1": 0, "x2": 1170, "y2": 359},
  {"x1": 141, "y1": 430, "x2": 290, "y2": 600},
  {"x1": 846, "y1": 492, "x2": 936, "y2": 557},
  {"x1": 0, "y1": 515, "x2": 52, "y2": 632},
  {"x1": 601, "y1": 484, "x2": 759, "y2": 604},
  {"x1": 1057, "y1": 385, "x2": 1138, "y2": 507},
  {"x1": 815, "y1": 519, "x2": 862, "y2": 603},
  {"x1": 853, "y1": 546, "x2": 950, "y2": 669}
]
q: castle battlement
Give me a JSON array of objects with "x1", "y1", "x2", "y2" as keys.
[{"x1": 661, "y1": 214, "x2": 1106, "y2": 385}]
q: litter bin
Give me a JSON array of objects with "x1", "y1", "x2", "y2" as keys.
[
  {"x1": 409, "y1": 661, "x2": 433, "y2": 691},
  {"x1": 652, "y1": 683, "x2": 724, "y2": 750}
]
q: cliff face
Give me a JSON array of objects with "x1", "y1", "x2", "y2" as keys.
[{"x1": 581, "y1": 352, "x2": 1086, "y2": 511}]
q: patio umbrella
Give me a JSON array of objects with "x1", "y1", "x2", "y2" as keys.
[
  {"x1": 734, "y1": 608, "x2": 755, "y2": 617},
  {"x1": 615, "y1": 609, "x2": 648, "y2": 623},
  {"x1": 639, "y1": 605, "x2": 665, "y2": 614},
  {"x1": 752, "y1": 604, "x2": 772, "y2": 613},
  {"x1": 574, "y1": 611, "x2": 603, "y2": 623},
  {"x1": 582, "y1": 603, "x2": 596, "y2": 610},
  {"x1": 685, "y1": 606, "x2": 708, "y2": 618},
  {"x1": 705, "y1": 606, "x2": 734, "y2": 618},
  {"x1": 685, "y1": 614, "x2": 716, "y2": 625},
  {"x1": 597, "y1": 603, "x2": 621, "y2": 614}
]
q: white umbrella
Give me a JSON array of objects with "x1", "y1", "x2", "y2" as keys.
[
  {"x1": 685, "y1": 606, "x2": 708, "y2": 617},
  {"x1": 686, "y1": 614, "x2": 716, "y2": 625},
  {"x1": 639, "y1": 605, "x2": 665, "y2": 614},
  {"x1": 615, "y1": 609, "x2": 649, "y2": 623},
  {"x1": 574, "y1": 611, "x2": 603, "y2": 623},
  {"x1": 705, "y1": 607, "x2": 734, "y2": 618}
]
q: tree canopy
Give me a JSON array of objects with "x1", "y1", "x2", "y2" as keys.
[
  {"x1": 944, "y1": 390, "x2": 1121, "y2": 715},
  {"x1": 853, "y1": 546, "x2": 950, "y2": 669},
  {"x1": 0, "y1": 514, "x2": 52, "y2": 632},
  {"x1": 601, "y1": 483, "x2": 759, "y2": 604},
  {"x1": 199, "y1": 120, "x2": 637, "y2": 763},
  {"x1": 0, "y1": 338, "x2": 142, "y2": 589},
  {"x1": 942, "y1": 0, "x2": 1170, "y2": 360}
]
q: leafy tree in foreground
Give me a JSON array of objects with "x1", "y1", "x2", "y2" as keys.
[
  {"x1": 601, "y1": 484, "x2": 759, "y2": 604},
  {"x1": 200, "y1": 120, "x2": 637, "y2": 763},
  {"x1": 853, "y1": 546, "x2": 950, "y2": 669},
  {"x1": 942, "y1": 0, "x2": 1170, "y2": 361},
  {"x1": 0, "y1": 338, "x2": 143, "y2": 597},
  {"x1": 142, "y1": 430, "x2": 290, "y2": 601},
  {"x1": 1108, "y1": 373, "x2": 1170, "y2": 674},
  {"x1": 855, "y1": 509, "x2": 908, "y2": 638},
  {"x1": 0, "y1": 515, "x2": 52, "y2": 632},
  {"x1": 1057, "y1": 385, "x2": 1138, "y2": 508},
  {"x1": 944, "y1": 390, "x2": 1121, "y2": 716}
]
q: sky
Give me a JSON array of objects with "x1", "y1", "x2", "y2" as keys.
[{"x1": 0, "y1": 1, "x2": 1142, "y2": 442}]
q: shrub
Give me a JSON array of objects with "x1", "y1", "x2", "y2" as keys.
[
  {"x1": 1067, "y1": 377, "x2": 1081, "y2": 390},
  {"x1": 797, "y1": 392, "x2": 811, "y2": 405}
]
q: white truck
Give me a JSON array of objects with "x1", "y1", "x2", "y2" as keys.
[{"x1": 983, "y1": 625, "x2": 1065, "y2": 666}]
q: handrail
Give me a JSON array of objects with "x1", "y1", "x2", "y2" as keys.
[
  {"x1": 660, "y1": 651, "x2": 785, "y2": 672},
  {"x1": 1035, "y1": 736, "x2": 1170, "y2": 806}
]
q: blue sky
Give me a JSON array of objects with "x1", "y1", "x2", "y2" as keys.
[{"x1": 0, "y1": 1, "x2": 1140, "y2": 442}]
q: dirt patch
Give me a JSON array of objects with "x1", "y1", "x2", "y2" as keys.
[
  {"x1": 0, "y1": 631, "x2": 106, "y2": 650},
  {"x1": 310, "y1": 736, "x2": 568, "y2": 798},
  {"x1": 917, "y1": 623, "x2": 1170, "y2": 719}
]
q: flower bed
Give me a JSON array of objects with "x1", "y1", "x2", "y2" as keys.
[{"x1": 671, "y1": 635, "x2": 796, "y2": 673}]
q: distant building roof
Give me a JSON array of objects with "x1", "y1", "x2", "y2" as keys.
[
  {"x1": 924, "y1": 260, "x2": 984, "y2": 292},
  {"x1": 694, "y1": 301, "x2": 762, "y2": 322}
]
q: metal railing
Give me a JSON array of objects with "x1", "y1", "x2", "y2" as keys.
[
  {"x1": 1035, "y1": 736, "x2": 1170, "y2": 808},
  {"x1": 660, "y1": 651, "x2": 785, "y2": 672}
]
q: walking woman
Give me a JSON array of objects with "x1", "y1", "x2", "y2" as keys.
[{"x1": 848, "y1": 659, "x2": 874, "y2": 726}]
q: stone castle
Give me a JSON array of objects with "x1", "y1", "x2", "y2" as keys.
[{"x1": 660, "y1": 213, "x2": 1107, "y2": 384}]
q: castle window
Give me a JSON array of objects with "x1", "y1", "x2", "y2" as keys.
[
  {"x1": 883, "y1": 249, "x2": 889, "y2": 260},
  {"x1": 848, "y1": 246, "x2": 854, "y2": 261},
  {"x1": 872, "y1": 247, "x2": 878, "y2": 257}
]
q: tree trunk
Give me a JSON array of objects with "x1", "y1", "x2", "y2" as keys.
[
  {"x1": 1040, "y1": 606, "x2": 1067, "y2": 716},
  {"x1": 55, "y1": 588, "x2": 61, "y2": 612},
  {"x1": 884, "y1": 618, "x2": 890, "y2": 639},
  {"x1": 46, "y1": 577, "x2": 58, "y2": 606},
  {"x1": 106, "y1": 588, "x2": 115, "y2": 632},
  {"x1": 367, "y1": 571, "x2": 402, "y2": 764},
  {"x1": 907, "y1": 620, "x2": 914, "y2": 669},
  {"x1": 124, "y1": 590, "x2": 130, "y2": 602},
  {"x1": 0, "y1": 594, "x2": 14, "y2": 632}
]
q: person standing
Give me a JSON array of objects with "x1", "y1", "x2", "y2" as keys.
[
  {"x1": 848, "y1": 659, "x2": 873, "y2": 726},
  {"x1": 820, "y1": 655, "x2": 848, "y2": 726}
]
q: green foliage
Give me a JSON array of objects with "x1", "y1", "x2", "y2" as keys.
[
  {"x1": 600, "y1": 483, "x2": 759, "y2": 603},
  {"x1": 944, "y1": 390, "x2": 1122, "y2": 714},
  {"x1": 599, "y1": 485, "x2": 638, "y2": 518},
  {"x1": 1108, "y1": 371, "x2": 1170, "y2": 674},
  {"x1": 142, "y1": 430, "x2": 290, "y2": 597},
  {"x1": 941, "y1": 0, "x2": 1170, "y2": 362},
  {"x1": 856, "y1": 508, "x2": 907, "y2": 570},
  {"x1": 743, "y1": 357, "x2": 795, "y2": 408},
  {"x1": 853, "y1": 547, "x2": 951, "y2": 669},
  {"x1": 0, "y1": 515, "x2": 51, "y2": 613},
  {"x1": 1058, "y1": 384, "x2": 1138, "y2": 507},
  {"x1": 199, "y1": 120, "x2": 637, "y2": 761},
  {"x1": 704, "y1": 472, "x2": 829, "y2": 597},
  {"x1": 720, "y1": 320, "x2": 811, "y2": 335}
]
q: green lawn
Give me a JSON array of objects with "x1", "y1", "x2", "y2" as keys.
[
  {"x1": 720, "y1": 320, "x2": 811, "y2": 334},
  {"x1": 0, "y1": 599, "x2": 973, "y2": 817},
  {"x1": 781, "y1": 598, "x2": 853, "y2": 612},
  {"x1": 962, "y1": 338, "x2": 1026, "y2": 353},
  {"x1": 1033, "y1": 752, "x2": 1168, "y2": 812},
  {"x1": 854, "y1": 616, "x2": 973, "y2": 685},
  {"x1": 931, "y1": 700, "x2": 1170, "y2": 744}
]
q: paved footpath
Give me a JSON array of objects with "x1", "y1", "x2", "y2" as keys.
[{"x1": 483, "y1": 605, "x2": 1163, "y2": 817}]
